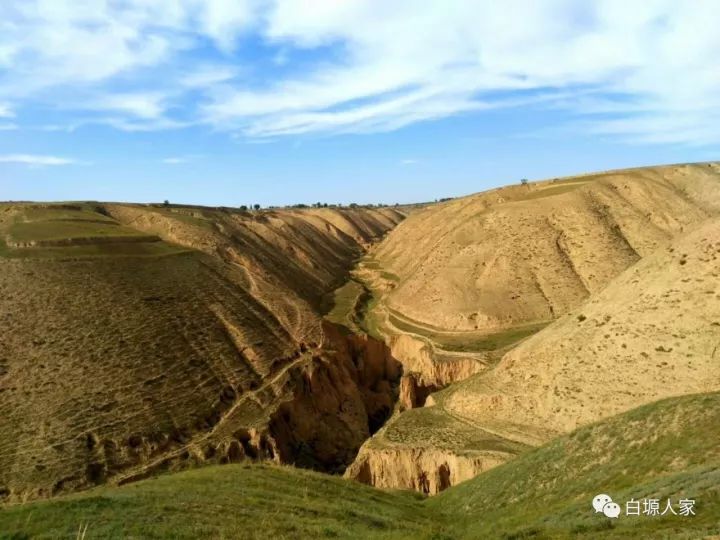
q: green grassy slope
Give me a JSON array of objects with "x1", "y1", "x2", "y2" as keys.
[
  {"x1": 429, "y1": 392, "x2": 720, "y2": 539},
  {"x1": 0, "y1": 203, "x2": 186, "y2": 258},
  {"x1": 0, "y1": 464, "x2": 434, "y2": 540},
  {"x1": 3, "y1": 393, "x2": 719, "y2": 539}
]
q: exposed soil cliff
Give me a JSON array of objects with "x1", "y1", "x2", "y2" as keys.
[{"x1": 346, "y1": 447, "x2": 506, "y2": 495}]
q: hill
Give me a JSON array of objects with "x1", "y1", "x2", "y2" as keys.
[
  {"x1": 346, "y1": 163, "x2": 720, "y2": 492},
  {"x1": 0, "y1": 202, "x2": 405, "y2": 502},
  {"x1": 428, "y1": 391, "x2": 720, "y2": 539},
  {"x1": 362, "y1": 163, "x2": 720, "y2": 397},
  {"x1": 377, "y1": 162, "x2": 719, "y2": 335},
  {"x1": 3, "y1": 392, "x2": 720, "y2": 539}
]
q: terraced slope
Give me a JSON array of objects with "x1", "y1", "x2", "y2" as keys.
[
  {"x1": 0, "y1": 203, "x2": 404, "y2": 502},
  {"x1": 3, "y1": 392, "x2": 719, "y2": 539}
]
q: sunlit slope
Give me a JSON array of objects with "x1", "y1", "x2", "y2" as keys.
[
  {"x1": 352, "y1": 215, "x2": 720, "y2": 492},
  {"x1": 0, "y1": 203, "x2": 404, "y2": 502},
  {"x1": 0, "y1": 463, "x2": 434, "y2": 540},
  {"x1": 429, "y1": 391, "x2": 720, "y2": 539},
  {"x1": 3, "y1": 393, "x2": 719, "y2": 539},
  {"x1": 440, "y1": 216, "x2": 720, "y2": 443},
  {"x1": 106, "y1": 204, "x2": 405, "y2": 344},
  {"x1": 375, "y1": 162, "x2": 720, "y2": 334}
]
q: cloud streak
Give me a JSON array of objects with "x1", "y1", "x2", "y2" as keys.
[
  {"x1": 0, "y1": 1, "x2": 719, "y2": 144},
  {"x1": 0, "y1": 154, "x2": 80, "y2": 166}
]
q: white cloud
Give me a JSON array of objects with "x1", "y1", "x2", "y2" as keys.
[
  {"x1": 401, "y1": 159, "x2": 418, "y2": 166},
  {"x1": 161, "y1": 154, "x2": 203, "y2": 164},
  {"x1": 0, "y1": 1, "x2": 718, "y2": 144},
  {"x1": 92, "y1": 93, "x2": 167, "y2": 119},
  {"x1": 162, "y1": 156, "x2": 189, "y2": 164},
  {"x1": 180, "y1": 66, "x2": 239, "y2": 88},
  {"x1": 198, "y1": 0, "x2": 261, "y2": 51},
  {"x1": 0, "y1": 124, "x2": 17, "y2": 131},
  {"x1": 0, "y1": 154, "x2": 79, "y2": 166}
]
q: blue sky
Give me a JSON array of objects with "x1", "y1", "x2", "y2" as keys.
[{"x1": 1, "y1": 1, "x2": 718, "y2": 207}]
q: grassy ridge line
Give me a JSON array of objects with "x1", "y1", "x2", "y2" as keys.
[
  {"x1": 0, "y1": 464, "x2": 435, "y2": 540},
  {"x1": 3, "y1": 392, "x2": 720, "y2": 539},
  {"x1": 429, "y1": 391, "x2": 720, "y2": 539}
]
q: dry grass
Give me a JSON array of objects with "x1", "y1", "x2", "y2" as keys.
[{"x1": 0, "y1": 202, "x2": 405, "y2": 503}]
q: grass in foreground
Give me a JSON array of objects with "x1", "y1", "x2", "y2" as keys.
[
  {"x1": 0, "y1": 464, "x2": 435, "y2": 540},
  {"x1": 3, "y1": 393, "x2": 720, "y2": 539},
  {"x1": 429, "y1": 392, "x2": 720, "y2": 539}
]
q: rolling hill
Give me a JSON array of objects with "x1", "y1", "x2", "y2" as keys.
[
  {"x1": 3, "y1": 391, "x2": 719, "y2": 539},
  {"x1": 0, "y1": 202, "x2": 404, "y2": 502},
  {"x1": 345, "y1": 163, "x2": 720, "y2": 492},
  {"x1": 363, "y1": 164, "x2": 720, "y2": 394}
]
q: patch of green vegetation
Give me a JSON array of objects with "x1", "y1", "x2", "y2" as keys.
[
  {"x1": 20, "y1": 205, "x2": 116, "y2": 223},
  {"x1": 374, "y1": 406, "x2": 529, "y2": 458},
  {"x1": 428, "y1": 392, "x2": 720, "y2": 539},
  {"x1": 7, "y1": 220, "x2": 146, "y2": 243},
  {"x1": 324, "y1": 279, "x2": 364, "y2": 329},
  {"x1": 0, "y1": 464, "x2": 437, "y2": 540},
  {"x1": 357, "y1": 294, "x2": 385, "y2": 340},
  {"x1": 0, "y1": 204, "x2": 188, "y2": 259},
  {"x1": 387, "y1": 313, "x2": 548, "y2": 353},
  {"x1": 0, "y1": 241, "x2": 190, "y2": 259}
]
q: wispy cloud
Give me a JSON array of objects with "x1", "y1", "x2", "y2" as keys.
[
  {"x1": 91, "y1": 93, "x2": 168, "y2": 120},
  {"x1": 0, "y1": 1, "x2": 719, "y2": 144},
  {"x1": 401, "y1": 159, "x2": 418, "y2": 165},
  {"x1": 162, "y1": 157, "x2": 189, "y2": 165},
  {"x1": 0, "y1": 154, "x2": 80, "y2": 166},
  {"x1": 0, "y1": 103, "x2": 13, "y2": 118},
  {"x1": 0, "y1": 123, "x2": 17, "y2": 131}
]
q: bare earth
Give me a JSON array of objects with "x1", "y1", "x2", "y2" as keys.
[{"x1": 346, "y1": 162, "x2": 720, "y2": 493}]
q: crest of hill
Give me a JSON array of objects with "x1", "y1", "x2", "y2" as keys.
[
  {"x1": 374, "y1": 162, "x2": 720, "y2": 334},
  {"x1": 0, "y1": 203, "x2": 404, "y2": 502}
]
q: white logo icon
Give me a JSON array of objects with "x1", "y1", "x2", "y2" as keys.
[
  {"x1": 603, "y1": 502, "x2": 621, "y2": 518},
  {"x1": 592, "y1": 494, "x2": 621, "y2": 518},
  {"x1": 592, "y1": 494, "x2": 612, "y2": 513}
]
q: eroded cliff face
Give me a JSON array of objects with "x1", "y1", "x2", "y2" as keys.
[
  {"x1": 391, "y1": 334, "x2": 485, "y2": 409},
  {"x1": 345, "y1": 447, "x2": 506, "y2": 495},
  {"x1": 105, "y1": 321, "x2": 403, "y2": 490},
  {"x1": 343, "y1": 163, "x2": 720, "y2": 496}
]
